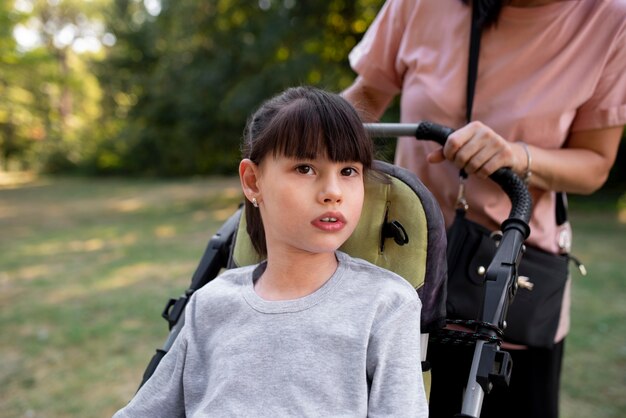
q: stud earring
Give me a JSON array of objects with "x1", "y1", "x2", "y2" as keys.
[{"x1": 252, "y1": 197, "x2": 258, "y2": 208}]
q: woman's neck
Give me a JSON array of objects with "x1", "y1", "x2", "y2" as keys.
[{"x1": 254, "y1": 251, "x2": 339, "y2": 301}]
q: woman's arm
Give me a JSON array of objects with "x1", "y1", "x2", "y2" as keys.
[
  {"x1": 342, "y1": 76, "x2": 396, "y2": 122},
  {"x1": 529, "y1": 126, "x2": 623, "y2": 194},
  {"x1": 428, "y1": 121, "x2": 623, "y2": 194}
]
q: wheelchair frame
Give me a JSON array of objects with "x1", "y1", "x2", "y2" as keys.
[{"x1": 140, "y1": 121, "x2": 532, "y2": 418}]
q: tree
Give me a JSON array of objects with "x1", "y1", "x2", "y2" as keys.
[
  {"x1": 96, "y1": 0, "x2": 385, "y2": 175},
  {"x1": 0, "y1": 1, "x2": 34, "y2": 170},
  {"x1": 0, "y1": 0, "x2": 112, "y2": 172}
]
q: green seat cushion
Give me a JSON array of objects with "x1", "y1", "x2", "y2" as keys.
[{"x1": 232, "y1": 165, "x2": 429, "y2": 291}]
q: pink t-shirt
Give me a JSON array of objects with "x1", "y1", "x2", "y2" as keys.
[{"x1": 350, "y1": 0, "x2": 626, "y2": 254}]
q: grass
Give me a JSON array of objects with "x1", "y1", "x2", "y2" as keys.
[
  {"x1": 0, "y1": 175, "x2": 243, "y2": 418},
  {"x1": 0, "y1": 175, "x2": 624, "y2": 417},
  {"x1": 560, "y1": 191, "x2": 626, "y2": 418}
]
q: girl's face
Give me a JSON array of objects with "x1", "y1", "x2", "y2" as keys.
[{"x1": 255, "y1": 153, "x2": 365, "y2": 258}]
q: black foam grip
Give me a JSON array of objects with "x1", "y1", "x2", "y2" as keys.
[
  {"x1": 415, "y1": 121, "x2": 454, "y2": 146},
  {"x1": 489, "y1": 168, "x2": 532, "y2": 224}
]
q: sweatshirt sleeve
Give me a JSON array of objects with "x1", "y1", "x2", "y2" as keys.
[
  {"x1": 112, "y1": 301, "x2": 194, "y2": 418},
  {"x1": 366, "y1": 298, "x2": 428, "y2": 418}
]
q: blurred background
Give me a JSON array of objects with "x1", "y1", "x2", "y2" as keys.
[
  {"x1": 0, "y1": 0, "x2": 398, "y2": 176},
  {"x1": 0, "y1": 0, "x2": 624, "y2": 417}
]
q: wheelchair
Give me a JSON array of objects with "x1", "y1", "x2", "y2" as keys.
[{"x1": 138, "y1": 122, "x2": 531, "y2": 418}]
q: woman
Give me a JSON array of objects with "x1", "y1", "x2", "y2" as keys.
[{"x1": 343, "y1": 0, "x2": 626, "y2": 416}]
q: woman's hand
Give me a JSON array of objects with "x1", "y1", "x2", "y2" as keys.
[
  {"x1": 426, "y1": 121, "x2": 527, "y2": 179},
  {"x1": 427, "y1": 121, "x2": 623, "y2": 194}
]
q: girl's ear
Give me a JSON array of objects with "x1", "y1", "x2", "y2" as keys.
[{"x1": 239, "y1": 158, "x2": 260, "y2": 201}]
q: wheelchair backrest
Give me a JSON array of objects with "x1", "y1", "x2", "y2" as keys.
[{"x1": 228, "y1": 160, "x2": 447, "y2": 333}]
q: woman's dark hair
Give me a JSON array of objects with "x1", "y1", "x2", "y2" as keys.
[
  {"x1": 241, "y1": 86, "x2": 374, "y2": 257},
  {"x1": 462, "y1": 0, "x2": 510, "y2": 27}
]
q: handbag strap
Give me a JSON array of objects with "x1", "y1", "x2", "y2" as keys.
[
  {"x1": 555, "y1": 191, "x2": 567, "y2": 226},
  {"x1": 466, "y1": 2, "x2": 482, "y2": 124},
  {"x1": 455, "y1": 2, "x2": 483, "y2": 208},
  {"x1": 463, "y1": 2, "x2": 567, "y2": 226}
]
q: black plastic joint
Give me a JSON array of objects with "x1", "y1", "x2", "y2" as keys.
[
  {"x1": 501, "y1": 217, "x2": 530, "y2": 239},
  {"x1": 490, "y1": 350, "x2": 513, "y2": 387},
  {"x1": 477, "y1": 346, "x2": 513, "y2": 392},
  {"x1": 382, "y1": 220, "x2": 409, "y2": 247},
  {"x1": 161, "y1": 296, "x2": 188, "y2": 329}
]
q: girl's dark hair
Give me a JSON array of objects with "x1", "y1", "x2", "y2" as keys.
[{"x1": 241, "y1": 86, "x2": 374, "y2": 257}]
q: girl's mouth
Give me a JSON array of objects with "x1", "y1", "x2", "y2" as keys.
[{"x1": 312, "y1": 213, "x2": 346, "y2": 231}]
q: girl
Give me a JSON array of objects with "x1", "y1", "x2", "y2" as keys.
[{"x1": 113, "y1": 86, "x2": 428, "y2": 417}]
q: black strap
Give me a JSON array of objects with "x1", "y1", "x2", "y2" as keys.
[
  {"x1": 459, "y1": 2, "x2": 483, "y2": 182},
  {"x1": 466, "y1": 2, "x2": 482, "y2": 123},
  {"x1": 465, "y1": 2, "x2": 567, "y2": 226},
  {"x1": 556, "y1": 191, "x2": 567, "y2": 225}
]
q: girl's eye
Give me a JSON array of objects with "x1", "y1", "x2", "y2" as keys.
[
  {"x1": 341, "y1": 167, "x2": 359, "y2": 176},
  {"x1": 296, "y1": 165, "x2": 313, "y2": 175}
]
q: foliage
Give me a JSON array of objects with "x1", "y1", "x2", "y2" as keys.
[
  {"x1": 0, "y1": 0, "x2": 109, "y2": 172},
  {"x1": 93, "y1": 0, "x2": 384, "y2": 175},
  {"x1": 0, "y1": 0, "x2": 623, "y2": 179},
  {"x1": 0, "y1": 0, "x2": 385, "y2": 175}
]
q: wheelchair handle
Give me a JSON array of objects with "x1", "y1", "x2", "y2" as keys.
[{"x1": 364, "y1": 122, "x2": 532, "y2": 228}]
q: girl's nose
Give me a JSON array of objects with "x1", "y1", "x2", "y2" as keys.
[{"x1": 319, "y1": 175, "x2": 343, "y2": 204}]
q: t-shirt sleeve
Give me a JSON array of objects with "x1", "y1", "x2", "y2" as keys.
[
  {"x1": 348, "y1": 0, "x2": 414, "y2": 94},
  {"x1": 366, "y1": 298, "x2": 428, "y2": 418},
  {"x1": 112, "y1": 298, "x2": 195, "y2": 418},
  {"x1": 571, "y1": 22, "x2": 626, "y2": 131}
]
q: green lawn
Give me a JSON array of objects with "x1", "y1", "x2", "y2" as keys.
[
  {"x1": 561, "y1": 191, "x2": 626, "y2": 418},
  {"x1": 0, "y1": 175, "x2": 624, "y2": 417}
]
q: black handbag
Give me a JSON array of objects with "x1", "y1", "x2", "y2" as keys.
[
  {"x1": 444, "y1": 3, "x2": 571, "y2": 348},
  {"x1": 446, "y1": 208, "x2": 569, "y2": 348}
]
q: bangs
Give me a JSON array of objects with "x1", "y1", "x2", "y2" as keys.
[{"x1": 263, "y1": 95, "x2": 372, "y2": 167}]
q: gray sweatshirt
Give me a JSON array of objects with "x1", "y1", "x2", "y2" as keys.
[{"x1": 114, "y1": 251, "x2": 427, "y2": 417}]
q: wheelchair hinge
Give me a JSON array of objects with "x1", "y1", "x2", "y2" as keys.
[
  {"x1": 162, "y1": 293, "x2": 190, "y2": 330},
  {"x1": 476, "y1": 345, "x2": 513, "y2": 393}
]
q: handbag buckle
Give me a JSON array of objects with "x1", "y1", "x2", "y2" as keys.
[{"x1": 517, "y1": 276, "x2": 534, "y2": 291}]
